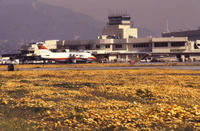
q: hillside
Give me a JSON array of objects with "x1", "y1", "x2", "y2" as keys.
[
  {"x1": 0, "y1": 0, "x2": 155, "y2": 54},
  {"x1": 0, "y1": 0, "x2": 103, "y2": 54}
]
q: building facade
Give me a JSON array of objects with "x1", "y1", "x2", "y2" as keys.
[{"x1": 20, "y1": 15, "x2": 200, "y2": 63}]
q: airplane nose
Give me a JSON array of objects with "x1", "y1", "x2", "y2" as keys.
[{"x1": 88, "y1": 56, "x2": 96, "y2": 60}]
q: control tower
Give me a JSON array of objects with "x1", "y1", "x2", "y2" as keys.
[{"x1": 99, "y1": 15, "x2": 138, "y2": 39}]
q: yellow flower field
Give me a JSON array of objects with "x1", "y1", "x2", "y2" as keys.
[{"x1": 0, "y1": 69, "x2": 200, "y2": 130}]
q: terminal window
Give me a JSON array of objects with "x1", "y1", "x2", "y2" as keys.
[
  {"x1": 69, "y1": 46, "x2": 78, "y2": 50},
  {"x1": 171, "y1": 42, "x2": 185, "y2": 47},
  {"x1": 105, "y1": 45, "x2": 110, "y2": 48},
  {"x1": 133, "y1": 43, "x2": 149, "y2": 48},
  {"x1": 115, "y1": 44, "x2": 123, "y2": 48},
  {"x1": 96, "y1": 45, "x2": 100, "y2": 49},
  {"x1": 154, "y1": 42, "x2": 168, "y2": 47},
  {"x1": 85, "y1": 45, "x2": 91, "y2": 50}
]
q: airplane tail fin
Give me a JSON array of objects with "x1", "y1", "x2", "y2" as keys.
[{"x1": 37, "y1": 44, "x2": 52, "y2": 56}]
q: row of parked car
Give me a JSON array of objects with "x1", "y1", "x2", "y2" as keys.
[{"x1": 0, "y1": 59, "x2": 19, "y2": 64}]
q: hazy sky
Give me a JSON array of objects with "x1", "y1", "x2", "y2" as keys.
[{"x1": 39, "y1": 0, "x2": 200, "y2": 35}]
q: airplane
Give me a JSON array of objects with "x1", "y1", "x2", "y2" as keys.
[{"x1": 37, "y1": 44, "x2": 96, "y2": 63}]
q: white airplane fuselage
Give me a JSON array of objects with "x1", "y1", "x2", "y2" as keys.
[{"x1": 38, "y1": 45, "x2": 96, "y2": 63}]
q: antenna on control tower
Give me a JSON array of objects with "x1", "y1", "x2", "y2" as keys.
[{"x1": 166, "y1": 19, "x2": 169, "y2": 32}]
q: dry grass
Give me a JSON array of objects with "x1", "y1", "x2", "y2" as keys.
[{"x1": 0, "y1": 69, "x2": 200, "y2": 130}]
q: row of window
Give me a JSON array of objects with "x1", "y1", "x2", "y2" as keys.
[
  {"x1": 154, "y1": 42, "x2": 185, "y2": 47},
  {"x1": 171, "y1": 42, "x2": 185, "y2": 47},
  {"x1": 96, "y1": 45, "x2": 110, "y2": 49},
  {"x1": 133, "y1": 43, "x2": 149, "y2": 48},
  {"x1": 95, "y1": 42, "x2": 185, "y2": 49},
  {"x1": 105, "y1": 45, "x2": 110, "y2": 48},
  {"x1": 154, "y1": 42, "x2": 168, "y2": 47},
  {"x1": 96, "y1": 44, "x2": 121, "y2": 49},
  {"x1": 115, "y1": 44, "x2": 123, "y2": 48}
]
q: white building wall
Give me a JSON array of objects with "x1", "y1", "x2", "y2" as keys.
[
  {"x1": 118, "y1": 25, "x2": 138, "y2": 39},
  {"x1": 101, "y1": 25, "x2": 138, "y2": 39},
  {"x1": 44, "y1": 40, "x2": 58, "y2": 49}
]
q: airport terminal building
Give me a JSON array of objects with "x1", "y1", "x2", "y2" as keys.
[
  {"x1": 162, "y1": 28, "x2": 200, "y2": 41},
  {"x1": 18, "y1": 15, "x2": 200, "y2": 63}
]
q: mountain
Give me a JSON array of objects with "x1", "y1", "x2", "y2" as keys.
[
  {"x1": 0, "y1": 0, "x2": 155, "y2": 54},
  {"x1": 0, "y1": 0, "x2": 104, "y2": 54}
]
